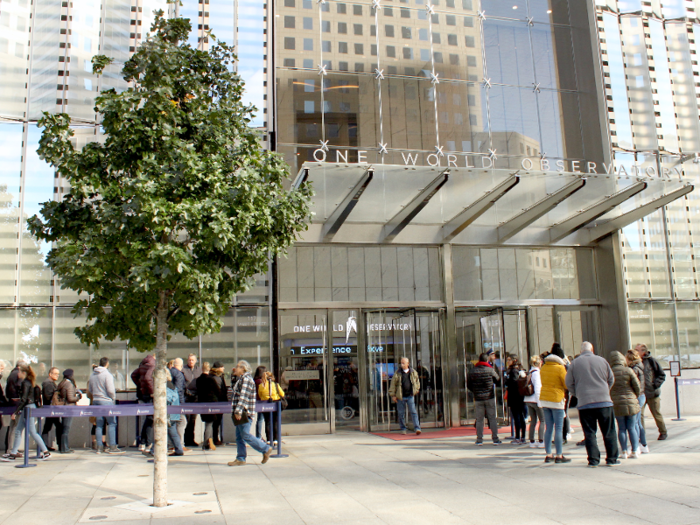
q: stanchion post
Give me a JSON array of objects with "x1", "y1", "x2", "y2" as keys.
[
  {"x1": 672, "y1": 377, "x2": 685, "y2": 421},
  {"x1": 270, "y1": 401, "x2": 288, "y2": 458},
  {"x1": 16, "y1": 407, "x2": 37, "y2": 469}
]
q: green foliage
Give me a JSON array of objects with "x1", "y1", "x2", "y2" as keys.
[{"x1": 29, "y1": 13, "x2": 312, "y2": 351}]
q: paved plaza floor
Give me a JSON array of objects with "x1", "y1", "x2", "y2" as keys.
[{"x1": 1, "y1": 416, "x2": 699, "y2": 525}]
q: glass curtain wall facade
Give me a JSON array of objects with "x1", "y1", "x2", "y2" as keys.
[
  {"x1": 0, "y1": 0, "x2": 270, "y2": 388},
  {"x1": 596, "y1": 0, "x2": 700, "y2": 369},
  {"x1": 274, "y1": 0, "x2": 604, "y2": 171}
]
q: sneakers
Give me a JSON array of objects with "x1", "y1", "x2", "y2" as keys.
[
  {"x1": 475, "y1": 440, "x2": 483, "y2": 446},
  {"x1": 628, "y1": 452, "x2": 638, "y2": 459},
  {"x1": 529, "y1": 441, "x2": 538, "y2": 448},
  {"x1": 588, "y1": 463, "x2": 598, "y2": 468},
  {"x1": 400, "y1": 430, "x2": 407, "y2": 435},
  {"x1": 106, "y1": 446, "x2": 124, "y2": 455},
  {"x1": 544, "y1": 456, "x2": 554, "y2": 463},
  {"x1": 620, "y1": 452, "x2": 628, "y2": 459},
  {"x1": 605, "y1": 460, "x2": 622, "y2": 466},
  {"x1": 640, "y1": 445, "x2": 650, "y2": 454},
  {"x1": 416, "y1": 430, "x2": 422, "y2": 435},
  {"x1": 96, "y1": 446, "x2": 104, "y2": 454},
  {"x1": 565, "y1": 433, "x2": 573, "y2": 441},
  {"x1": 537, "y1": 441, "x2": 545, "y2": 449},
  {"x1": 228, "y1": 459, "x2": 246, "y2": 467},
  {"x1": 261, "y1": 448, "x2": 272, "y2": 465},
  {"x1": 576, "y1": 440, "x2": 586, "y2": 447},
  {"x1": 208, "y1": 438, "x2": 216, "y2": 451},
  {"x1": 38, "y1": 452, "x2": 51, "y2": 461},
  {"x1": 493, "y1": 440, "x2": 502, "y2": 445},
  {"x1": 555, "y1": 456, "x2": 571, "y2": 464},
  {"x1": 658, "y1": 433, "x2": 668, "y2": 441},
  {"x1": 138, "y1": 444, "x2": 146, "y2": 452},
  {"x1": 0, "y1": 453, "x2": 18, "y2": 462},
  {"x1": 168, "y1": 451, "x2": 184, "y2": 457}
]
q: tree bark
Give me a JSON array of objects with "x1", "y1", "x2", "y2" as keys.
[{"x1": 152, "y1": 291, "x2": 169, "y2": 507}]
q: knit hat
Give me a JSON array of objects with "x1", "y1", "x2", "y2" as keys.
[
  {"x1": 212, "y1": 361, "x2": 224, "y2": 369},
  {"x1": 63, "y1": 368, "x2": 74, "y2": 379},
  {"x1": 550, "y1": 343, "x2": 565, "y2": 359}
]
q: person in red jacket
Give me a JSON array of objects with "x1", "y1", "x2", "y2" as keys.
[{"x1": 131, "y1": 354, "x2": 155, "y2": 451}]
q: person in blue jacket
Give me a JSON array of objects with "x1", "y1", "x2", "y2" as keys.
[{"x1": 145, "y1": 370, "x2": 184, "y2": 457}]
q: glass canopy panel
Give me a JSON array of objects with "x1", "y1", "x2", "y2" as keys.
[{"x1": 297, "y1": 162, "x2": 693, "y2": 245}]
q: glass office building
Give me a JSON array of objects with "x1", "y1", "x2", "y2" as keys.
[{"x1": 2, "y1": 0, "x2": 700, "y2": 433}]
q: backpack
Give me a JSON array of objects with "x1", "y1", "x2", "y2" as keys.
[
  {"x1": 34, "y1": 385, "x2": 43, "y2": 407},
  {"x1": 51, "y1": 380, "x2": 67, "y2": 406},
  {"x1": 517, "y1": 371, "x2": 534, "y2": 397}
]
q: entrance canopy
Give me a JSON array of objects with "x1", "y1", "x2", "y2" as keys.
[{"x1": 292, "y1": 162, "x2": 693, "y2": 246}]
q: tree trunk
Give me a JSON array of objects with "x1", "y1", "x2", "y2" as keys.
[{"x1": 152, "y1": 291, "x2": 169, "y2": 507}]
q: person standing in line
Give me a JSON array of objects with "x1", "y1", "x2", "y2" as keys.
[
  {"x1": 168, "y1": 358, "x2": 188, "y2": 451},
  {"x1": 197, "y1": 362, "x2": 217, "y2": 450},
  {"x1": 56, "y1": 369, "x2": 80, "y2": 454},
  {"x1": 228, "y1": 360, "x2": 272, "y2": 467},
  {"x1": 467, "y1": 353, "x2": 502, "y2": 445},
  {"x1": 89, "y1": 357, "x2": 123, "y2": 454},
  {"x1": 389, "y1": 357, "x2": 422, "y2": 436},
  {"x1": 131, "y1": 353, "x2": 155, "y2": 451},
  {"x1": 635, "y1": 344, "x2": 667, "y2": 440},
  {"x1": 539, "y1": 345, "x2": 571, "y2": 464},
  {"x1": 182, "y1": 353, "x2": 202, "y2": 448},
  {"x1": 253, "y1": 366, "x2": 268, "y2": 440},
  {"x1": 1, "y1": 364, "x2": 50, "y2": 461},
  {"x1": 0, "y1": 360, "x2": 7, "y2": 449},
  {"x1": 145, "y1": 369, "x2": 184, "y2": 457},
  {"x1": 609, "y1": 351, "x2": 641, "y2": 459},
  {"x1": 258, "y1": 371, "x2": 286, "y2": 446},
  {"x1": 4, "y1": 359, "x2": 26, "y2": 454},
  {"x1": 210, "y1": 362, "x2": 228, "y2": 445},
  {"x1": 524, "y1": 355, "x2": 545, "y2": 448},
  {"x1": 566, "y1": 341, "x2": 618, "y2": 467},
  {"x1": 41, "y1": 367, "x2": 62, "y2": 451},
  {"x1": 627, "y1": 349, "x2": 650, "y2": 454},
  {"x1": 504, "y1": 355, "x2": 526, "y2": 444}
]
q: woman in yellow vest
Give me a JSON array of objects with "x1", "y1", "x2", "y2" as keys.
[
  {"x1": 539, "y1": 344, "x2": 571, "y2": 464},
  {"x1": 258, "y1": 372, "x2": 285, "y2": 446}
]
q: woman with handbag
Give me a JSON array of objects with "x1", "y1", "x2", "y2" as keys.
[{"x1": 258, "y1": 372, "x2": 286, "y2": 446}]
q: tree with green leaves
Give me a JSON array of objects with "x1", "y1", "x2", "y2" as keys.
[{"x1": 28, "y1": 13, "x2": 312, "y2": 506}]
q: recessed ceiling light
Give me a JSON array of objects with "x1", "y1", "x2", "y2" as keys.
[{"x1": 512, "y1": 5, "x2": 518, "y2": 8}]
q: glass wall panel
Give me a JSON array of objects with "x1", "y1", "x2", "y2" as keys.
[
  {"x1": 279, "y1": 245, "x2": 441, "y2": 303},
  {"x1": 677, "y1": 302, "x2": 700, "y2": 368},
  {"x1": 0, "y1": 0, "x2": 31, "y2": 118},
  {"x1": 15, "y1": 307, "x2": 52, "y2": 382},
  {"x1": 602, "y1": 12, "x2": 633, "y2": 149},
  {"x1": 537, "y1": 90, "x2": 583, "y2": 159},
  {"x1": 0, "y1": 123, "x2": 22, "y2": 304},
  {"x1": 483, "y1": 19, "x2": 533, "y2": 87},
  {"x1": 0, "y1": 309, "x2": 15, "y2": 368},
  {"x1": 531, "y1": 23, "x2": 576, "y2": 91},
  {"x1": 65, "y1": 0, "x2": 102, "y2": 121},
  {"x1": 19, "y1": 125, "x2": 53, "y2": 304},
  {"x1": 479, "y1": 0, "x2": 527, "y2": 19},
  {"x1": 666, "y1": 22, "x2": 700, "y2": 153},
  {"x1": 100, "y1": 0, "x2": 131, "y2": 96},
  {"x1": 488, "y1": 85, "x2": 540, "y2": 157},
  {"x1": 26, "y1": 0, "x2": 62, "y2": 120},
  {"x1": 649, "y1": 19, "x2": 679, "y2": 153},
  {"x1": 231, "y1": 0, "x2": 265, "y2": 126}
]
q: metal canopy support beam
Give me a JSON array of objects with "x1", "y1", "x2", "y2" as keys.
[
  {"x1": 442, "y1": 174, "x2": 520, "y2": 242},
  {"x1": 585, "y1": 184, "x2": 695, "y2": 243},
  {"x1": 322, "y1": 168, "x2": 374, "y2": 241},
  {"x1": 381, "y1": 170, "x2": 449, "y2": 243},
  {"x1": 548, "y1": 181, "x2": 647, "y2": 244},
  {"x1": 497, "y1": 178, "x2": 586, "y2": 243},
  {"x1": 292, "y1": 168, "x2": 310, "y2": 190}
]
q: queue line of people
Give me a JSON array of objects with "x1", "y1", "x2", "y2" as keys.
[{"x1": 0, "y1": 354, "x2": 285, "y2": 467}]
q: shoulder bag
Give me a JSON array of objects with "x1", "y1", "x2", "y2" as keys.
[{"x1": 275, "y1": 382, "x2": 288, "y2": 410}]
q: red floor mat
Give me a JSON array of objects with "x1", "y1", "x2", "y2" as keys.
[{"x1": 371, "y1": 427, "x2": 513, "y2": 441}]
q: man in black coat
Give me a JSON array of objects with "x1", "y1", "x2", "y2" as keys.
[
  {"x1": 467, "y1": 352, "x2": 502, "y2": 446},
  {"x1": 4, "y1": 359, "x2": 25, "y2": 453},
  {"x1": 635, "y1": 344, "x2": 667, "y2": 440}
]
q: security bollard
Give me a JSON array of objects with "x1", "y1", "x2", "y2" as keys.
[{"x1": 16, "y1": 407, "x2": 37, "y2": 469}]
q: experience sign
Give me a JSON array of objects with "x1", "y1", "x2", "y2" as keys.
[{"x1": 312, "y1": 148, "x2": 687, "y2": 180}]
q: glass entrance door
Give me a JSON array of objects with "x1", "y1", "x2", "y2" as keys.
[
  {"x1": 455, "y1": 308, "x2": 506, "y2": 424},
  {"x1": 331, "y1": 310, "x2": 361, "y2": 430},
  {"x1": 364, "y1": 309, "x2": 444, "y2": 432}
]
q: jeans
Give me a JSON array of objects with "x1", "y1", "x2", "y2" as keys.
[
  {"x1": 234, "y1": 419, "x2": 271, "y2": 462},
  {"x1": 176, "y1": 417, "x2": 187, "y2": 448},
  {"x1": 93, "y1": 399, "x2": 117, "y2": 448},
  {"x1": 255, "y1": 411, "x2": 265, "y2": 439},
  {"x1": 510, "y1": 403, "x2": 526, "y2": 439},
  {"x1": 202, "y1": 420, "x2": 214, "y2": 446},
  {"x1": 150, "y1": 422, "x2": 184, "y2": 455},
  {"x1": 642, "y1": 395, "x2": 667, "y2": 434},
  {"x1": 616, "y1": 414, "x2": 639, "y2": 453},
  {"x1": 527, "y1": 402, "x2": 545, "y2": 442},
  {"x1": 41, "y1": 417, "x2": 63, "y2": 448},
  {"x1": 636, "y1": 394, "x2": 647, "y2": 447},
  {"x1": 139, "y1": 398, "x2": 154, "y2": 447},
  {"x1": 60, "y1": 417, "x2": 73, "y2": 452},
  {"x1": 11, "y1": 404, "x2": 48, "y2": 454},
  {"x1": 579, "y1": 406, "x2": 618, "y2": 466},
  {"x1": 543, "y1": 407, "x2": 564, "y2": 456},
  {"x1": 475, "y1": 399, "x2": 499, "y2": 442},
  {"x1": 396, "y1": 395, "x2": 421, "y2": 431}
]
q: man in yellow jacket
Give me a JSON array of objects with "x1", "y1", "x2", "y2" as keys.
[{"x1": 389, "y1": 357, "x2": 421, "y2": 435}]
